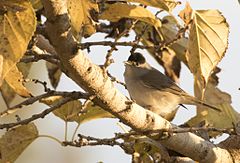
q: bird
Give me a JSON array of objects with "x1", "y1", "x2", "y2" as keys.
[{"x1": 123, "y1": 52, "x2": 220, "y2": 121}]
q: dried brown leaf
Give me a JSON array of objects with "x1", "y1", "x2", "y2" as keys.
[{"x1": 46, "y1": 62, "x2": 62, "y2": 89}]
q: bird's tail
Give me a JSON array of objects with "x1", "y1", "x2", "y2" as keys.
[{"x1": 183, "y1": 96, "x2": 221, "y2": 112}]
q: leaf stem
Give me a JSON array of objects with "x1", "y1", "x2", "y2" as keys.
[{"x1": 38, "y1": 135, "x2": 62, "y2": 145}]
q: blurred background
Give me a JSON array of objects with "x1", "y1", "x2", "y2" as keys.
[{"x1": 1, "y1": 0, "x2": 240, "y2": 162}]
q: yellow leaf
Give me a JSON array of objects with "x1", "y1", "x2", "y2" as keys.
[
  {"x1": 40, "y1": 96, "x2": 114, "y2": 124},
  {"x1": 75, "y1": 102, "x2": 114, "y2": 124},
  {"x1": 67, "y1": 0, "x2": 98, "y2": 38},
  {"x1": 0, "y1": 55, "x2": 3, "y2": 86},
  {"x1": 29, "y1": 0, "x2": 42, "y2": 10},
  {"x1": 4, "y1": 64, "x2": 31, "y2": 97},
  {"x1": 0, "y1": 123, "x2": 38, "y2": 163},
  {"x1": 178, "y1": 2, "x2": 193, "y2": 24},
  {"x1": 0, "y1": 62, "x2": 32, "y2": 107},
  {"x1": 180, "y1": 3, "x2": 229, "y2": 85},
  {"x1": 0, "y1": 0, "x2": 36, "y2": 81},
  {"x1": 187, "y1": 69, "x2": 240, "y2": 137},
  {"x1": 40, "y1": 96, "x2": 81, "y2": 122},
  {"x1": 127, "y1": 0, "x2": 179, "y2": 12},
  {"x1": 46, "y1": 62, "x2": 62, "y2": 89},
  {"x1": 100, "y1": 3, "x2": 162, "y2": 34}
]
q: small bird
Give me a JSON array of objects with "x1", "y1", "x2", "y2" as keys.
[{"x1": 124, "y1": 53, "x2": 220, "y2": 121}]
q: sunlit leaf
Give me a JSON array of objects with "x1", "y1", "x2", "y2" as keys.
[
  {"x1": 0, "y1": 62, "x2": 32, "y2": 107},
  {"x1": 100, "y1": 3, "x2": 162, "y2": 35},
  {"x1": 0, "y1": 123, "x2": 38, "y2": 162},
  {"x1": 0, "y1": 55, "x2": 3, "y2": 86},
  {"x1": 4, "y1": 64, "x2": 31, "y2": 98},
  {"x1": 127, "y1": 0, "x2": 179, "y2": 12},
  {"x1": 40, "y1": 96, "x2": 114, "y2": 124},
  {"x1": 0, "y1": 0, "x2": 36, "y2": 81},
  {"x1": 180, "y1": 3, "x2": 229, "y2": 85},
  {"x1": 187, "y1": 68, "x2": 240, "y2": 137},
  {"x1": 75, "y1": 102, "x2": 114, "y2": 124},
  {"x1": 67, "y1": 0, "x2": 99, "y2": 38},
  {"x1": 40, "y1": 96, "x2": 81, "y2": 122},
  {"x1": 29, "y1": 0, "x2": 42, "y2": 10}
]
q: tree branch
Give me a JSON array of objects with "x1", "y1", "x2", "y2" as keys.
[{"x1": 41, "y1": 0, "x2": 233, "y2": 162}]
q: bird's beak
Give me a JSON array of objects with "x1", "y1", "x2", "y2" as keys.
[{"x1": 123, "y1": 61, "x2": 131, "y2": 65}]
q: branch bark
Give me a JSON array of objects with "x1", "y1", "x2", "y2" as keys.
[{"x1": 41, "y1": 0, "x2": 234, "y2": 162}]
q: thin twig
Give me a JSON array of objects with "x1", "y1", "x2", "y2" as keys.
[
  {"x1": 0, "y1": 97, "x2": 73, "y2": 130},
  {"x1": 0, "y1": 91, "x2": 89, "y2": 117},
  {"x1": 79, "y1": 41, "x2": 157, "y2": 50},
  {"x1": 107, "y1": 72, "x2": 126, "y2": 89}
]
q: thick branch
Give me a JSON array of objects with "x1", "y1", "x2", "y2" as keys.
[{"x1": 41, "y1": 0, "x2": 233, "y2": 162}]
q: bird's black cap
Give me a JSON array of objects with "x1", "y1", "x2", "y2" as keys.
[{"x1": 127, "y1": 53, "x2": 146, "y2": 64}]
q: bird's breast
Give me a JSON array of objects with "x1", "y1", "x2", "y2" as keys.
[{"x1": 125, "y1": 77, "x2": 180, "y2": 120}]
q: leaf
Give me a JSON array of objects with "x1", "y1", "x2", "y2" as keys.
[
  {"x1": 40, "y1": 96, "x2": 114, "y2": 124},
  {"x1": 75, "y1": 102, "x2": 115, "y2": 124},
  {"x1": 161, "y1": 15, "x2": 188, "y2": 64},
  {"x1": 0, "y1": 0, "x2": 36, "y2": 81},
  {"x1": 29, "y1": 0, "x2": 42, "y2": 10},
  {"x1": 100, "y1": 3, "x2": 162, "y2": 35},
  {"x1": 0, "y1": 62, "x2": 32, "y2": 106},
  {"x1": 127, "y1": 0, "x2": 179, "y2": 12},
  {"x1": 180, "y1": 3, "x2": 229, "y2": 85},
  {"x1": 46, "y1": 62, "x2": 62, "y2": 89},
  {"x1": 186, "y1": 68, "x2": 240, "y2": 137},
  {"x1": 158, "y1": 47, "x2": 181, "y2": 83},
  {"x1": 40, "y1": 96, "x2": 81, "y2": 122},
  {"x1": 178, "y1": 2, "x2": 193, "y2": 24},
  {"x1": 4, "y1": 64, "x2": 31, "y2": 98},
  {"x1": 132, "y1": 136, "x2": 170, "y2": 162},
  {"x1": 134, "y1": 21, "x2": 181, "y2": 82},
  {"x1": 0, "y1": 123, "x2": 38, "y2": 162},
  {"x1": 0, "y1": 54, "x2": 3, "y2": 86},
  {"x1": 67, "y1": 0, "x2": 98, "y2": 38}
]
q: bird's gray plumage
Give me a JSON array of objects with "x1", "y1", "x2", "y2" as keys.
[{"x1": 124, "y1": 53, "x2": 220, "y2": 121}]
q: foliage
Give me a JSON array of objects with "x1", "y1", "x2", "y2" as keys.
[{"x1": 0, "y1": 0, "x2": 239, "y2": 162}]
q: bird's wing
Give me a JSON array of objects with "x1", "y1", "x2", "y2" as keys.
[{"x1": 139, "y1": 68, "x2": 187, "y2": 96}]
